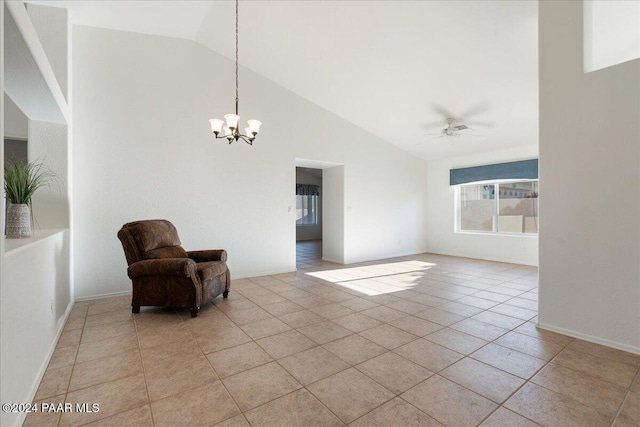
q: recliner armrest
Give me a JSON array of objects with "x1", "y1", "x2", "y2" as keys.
[
  {"x1": 127, "y1": 258, "x2": 197, "y2": 279},
  {"x1": 187, "y1": 250, "x2": 227, "y2": 263}
]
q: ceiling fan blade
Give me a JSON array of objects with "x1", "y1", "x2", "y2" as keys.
[
  {"x1": 420, "y1": 121, "x2": 447, "y2": 130},
  {"x1": 459, "y1": 133, "x2": 487, "y2": 140},
  {"x1": 464, "y1": 119, "x2": 495, "y2": 128},
  {"x1": 453, "y1": 125, "x2": 468, "y2": 131},
  {"x1": 459, "y1": 102, "x2": 489, "y2": 119},
  {"x1": 431, "y1": 103, "x2": 455, "y2": 119}
]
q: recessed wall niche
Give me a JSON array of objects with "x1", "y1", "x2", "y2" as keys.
[{"x1": 4, "y1": 93, "x2": 28, "y2": 164}]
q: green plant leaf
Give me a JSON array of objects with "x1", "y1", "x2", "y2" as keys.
[{"x1": 4, "y1": 159, "x2": 59, "y2": 207}]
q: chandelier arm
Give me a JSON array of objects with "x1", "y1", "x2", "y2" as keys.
[
  {"x1": 238, "y1": 135, "x2": 253, "y2": 145},
  {"x1": 213, "y1": 133, "x2": 256, "y2": 141}
]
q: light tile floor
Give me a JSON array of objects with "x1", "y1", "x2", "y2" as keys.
[
  {"x1": 25, "y1": 247, "x2": 640, "y2": 426},
  {"x1": 295, "y1": 239, "x2": 322, "y2": 267}
]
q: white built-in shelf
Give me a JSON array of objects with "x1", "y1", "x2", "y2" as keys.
[
  {"x1": 4, "y1": 228, "x2": 67, "y2": 255},
  {"x1": 3, "y1": 1, "x2": 69, "y2": 124}
]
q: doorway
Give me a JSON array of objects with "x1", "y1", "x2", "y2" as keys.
[
  {"x1": 294, "y1": 159, "x2": 345, "y2": 266},
  {"x1": 296, "y1": 167, "x2": 322, "y2": 267}
]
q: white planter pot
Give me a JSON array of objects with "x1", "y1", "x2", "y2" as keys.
[{"x1": 6, "y1": 204, "x2": 31, "y2": 238}]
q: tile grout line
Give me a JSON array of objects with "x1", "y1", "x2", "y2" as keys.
[
  {"x1": 38, "y1": 251, "x2": 635, "y2": 427},
  {"x1": 472, "y1": 328, "x2": 577, "y2": 427},
  {"x1": 54, "y1": 303, "x2": 84, "y2": 426},
  {"x1": 63, "y1": 300, "x2": 159, "y2": 425},
  {"x1": 197, "y1": 305, "x2": 253, "y2": 427},
  {"x1": 233, "y1": 264, "x2": 550, "y2": 425},
  {"x1": 56, "y1": 304, "x2": 86, "y2": 427},
  {"x1": 610, "y1": 365, "x2": 640, "y2": 426},
  {"x1": 213, "y1": 298, "x2": 349, "y2": 426},
  {"x1": 223, "y1": 270, "x2": 418, "y2": 426},
  {"x1": 132, "y1": 305, "x2": 165, "y2": 427},
  {"x1": 219, "y1": 271, "x2": 530, "y2": 425}
]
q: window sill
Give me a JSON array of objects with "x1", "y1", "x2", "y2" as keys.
[{"x1": 455, "y1": 230, "x2": 538, "y2": 238}]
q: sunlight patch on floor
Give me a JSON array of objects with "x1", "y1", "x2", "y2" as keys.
[{"x1": 305, "y1": 260, "x2": 437, "y2": 296}]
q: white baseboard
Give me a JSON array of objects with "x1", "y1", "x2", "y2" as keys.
[
  {"x1": 74, "y1": 270, "x2": 303, "y2": 301},
  {"x1": 232, "y1": 268, "x2": 297, "y2": 280},
  {"x1": 343, "y1": 248, "x2": 430, "y2": 266},
  {"x1": 75, "y1": 290, "x2": 132, "y2": 302},
  {"x1": 537, "y1": 322, "x2": 640, "y2": 355},
  {"x1": 426, "y1": 249, "x2": 538, "y2": 267},
  {"x1": 321, "y1": 250, "x2": 433, "y2": 266},
  {"x1": 17, "y1": 299, "x2": 74, "y2": 426}
]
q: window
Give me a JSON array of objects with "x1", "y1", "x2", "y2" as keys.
[
  {"x1": 457, "y1": 180, "x2": 538, "y2": 235},
  {"x1": 296, "y1": 195, "x2": 318, "y2": 225}
]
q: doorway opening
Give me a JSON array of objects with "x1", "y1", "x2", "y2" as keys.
[
  {"x1": 294, "y1": 159, "x2": 345, "y2": 267},
  {"x1": 296, "y1": 167, "x2": 322, "y2": 267}
]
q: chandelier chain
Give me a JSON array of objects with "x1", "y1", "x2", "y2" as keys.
[
  {"x1": 208, "y1": 0, "x2": 260, "y2": 145},
  {"x1": 235, "y1": 0, "x2": 239, "y2": 115}
]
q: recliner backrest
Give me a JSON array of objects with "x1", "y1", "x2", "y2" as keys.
[{"x1": 117, "y1": 219, "x2": 188, "y2": 265}]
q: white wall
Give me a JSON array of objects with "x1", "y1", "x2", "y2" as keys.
[
  {"x1": 29, "y1": 120, "x2": 69, "y2": 230},
  {"x1": 0, "y1": 3, "x2": 5, "y2": 419},
  {"x1": 539, "y1": 1, "x2": 640, "y2": 353},
  {"x1": 3, "y1": 93, "x2": 27, "y2": 139},
  {"x1": 296, "y1": 168, "x2": 322, "y2": 241},
  {"x1": 322, "y1": 165, "x2": 345, "y2": 263},
  {"x1": 583, "y1": 0, "x2": 640, "y2": 72},
  {"x1": 27, "y1": 3, "x2": 69, "y2": 101},
  {"x1": 425, "y1": 146, "x2": 539, "y2": 266},
  {"x1": 1, "y1": 231, "x2": 72, "y2": 427},
  {"x1": 72, "y1": 26, "x2": 429, "y2": 299},
  {"x1": 1, "y1": 4, "x2": 73, "y2": 426}
]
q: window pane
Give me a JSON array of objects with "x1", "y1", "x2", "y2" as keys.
[
  {"x1": 296, "y1": 195, "x2": 318, "y2": 225},
  {"x1": 497, "y1": 181, "x2": 538, "y2": 234},
  {"x1": 459, "y1": 184, "x2": 496, "y2": 232}
]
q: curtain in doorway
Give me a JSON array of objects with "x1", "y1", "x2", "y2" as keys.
[{"x1": 296, "y1": 184, "x2": 320, "y2": 196}]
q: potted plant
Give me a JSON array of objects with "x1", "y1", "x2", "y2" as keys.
[{"x1": 4, "y1": 159, "x2": 57, "y2": 238}]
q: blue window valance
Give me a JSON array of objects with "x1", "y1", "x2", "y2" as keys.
[
  {"x1": 296, "y1": 184, "x2": 320, "y2": 196},
  {"x1": 450, "y1": 159, "x2": 538, "y2": 186}
]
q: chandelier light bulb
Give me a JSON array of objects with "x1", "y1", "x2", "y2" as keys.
[
  {"x1": 209, "y1": 119, "x2": 224, "y2": 134},
  {"x1": 224, "y1": 114, "x2": 240, "y2": 130},
  {"x1": 247, "y1": 119, "x2": 262, "y2": 134}
]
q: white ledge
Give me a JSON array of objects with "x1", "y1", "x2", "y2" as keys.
[{"x1": 4, "y1": 228, "x2": 68, "y2": 255}]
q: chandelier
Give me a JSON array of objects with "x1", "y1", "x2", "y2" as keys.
[{"x1": 208, "y1": 0, "x2": 261, "y2": 145}]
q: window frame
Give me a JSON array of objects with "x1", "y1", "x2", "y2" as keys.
[
  {"x1": 296, "y1": 194, "x2": 319, "y2": 226},
  {"x1": 454, "y1": 179, "x2": 539, "y2": 237}
]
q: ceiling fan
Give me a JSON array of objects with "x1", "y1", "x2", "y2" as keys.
[{"x1": 422, "y1": 118, "x2": 486, "y2": 142}]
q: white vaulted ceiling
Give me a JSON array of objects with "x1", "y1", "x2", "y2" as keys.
[{"x1": 29, "y1": 0, "x2": 539, "y2": 160}]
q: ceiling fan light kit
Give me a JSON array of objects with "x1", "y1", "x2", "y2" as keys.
[
  {"x1": 422, "y1": 117, "x2": 487, "y2": 143},
  {"x1": 209, "y1": 0, "x2": 262, "y2": 145},
  {"x1": 442, "y1": 118, "x2": 468, "y2": 136}
]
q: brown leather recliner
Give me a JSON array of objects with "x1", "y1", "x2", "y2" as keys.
[{"x1": 117, "y1": 219, "x2": 230, "y2": 317}]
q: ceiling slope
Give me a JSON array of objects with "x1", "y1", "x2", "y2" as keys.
[{"x1": 29, "y1": 0, "x2": 539, "y2": 160}]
